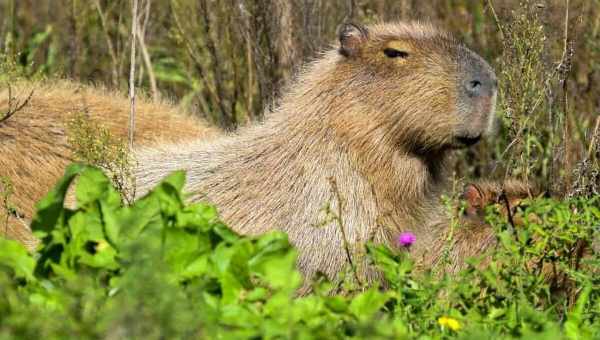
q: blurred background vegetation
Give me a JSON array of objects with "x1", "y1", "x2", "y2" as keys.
[{"x1": 1, "y1": 0, "x2": 599, "y2": 197}]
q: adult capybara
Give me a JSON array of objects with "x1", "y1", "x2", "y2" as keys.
[
  {"x1": 0, "y1": 80, "x2": 219, "y2": 249},
  {"x1": 134, "y1": 21, "x2": 499, "y2": 284}
]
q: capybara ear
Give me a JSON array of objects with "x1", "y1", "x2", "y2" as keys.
[
  {"x1": 338, "y1": 22, "x2": 368, "y2": 58},
  {"x1": 462, "y1": 183, "x2": 485, "y2": 216}
]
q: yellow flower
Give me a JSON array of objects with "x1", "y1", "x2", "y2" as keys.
[
  {"x1": 96, "y1": 240, "x2": 109, "y2": 252},
  {"x1": 438, "y1": 316, "x2": 461, "y2": 331}
]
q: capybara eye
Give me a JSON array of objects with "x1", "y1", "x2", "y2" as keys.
[{"x1": 383, "y1": 48, "x2": 409, "y2": 58}]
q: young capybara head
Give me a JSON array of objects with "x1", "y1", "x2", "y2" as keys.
[{"x1": 333, "y1": 22, "x2": 497, "y2": 154}]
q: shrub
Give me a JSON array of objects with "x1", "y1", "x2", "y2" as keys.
[{"x1": 0, "y1": 165, "x2": 598, "y2": 339}]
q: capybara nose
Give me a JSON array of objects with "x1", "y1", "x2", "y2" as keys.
[
  {"x1": 454, "y1": 49, "x2": 498, "y2": 146},
  {"x1": 460, "y1": 47, "x2": 498, "y2": 101},
  {"x1": 465, "y1": 79, "x2": 483, "y2": 97},
  {"x1": 464, "y1": 77, "x2": 496, "y2": 98}
]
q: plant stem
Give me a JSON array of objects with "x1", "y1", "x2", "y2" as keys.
[{"x1": 129, "y1": 0, "x2": 138, "y2": 151}]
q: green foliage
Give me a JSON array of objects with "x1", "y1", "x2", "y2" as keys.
[{"x1": 1, "y1": 166, "x2": 598, "y2": 339}]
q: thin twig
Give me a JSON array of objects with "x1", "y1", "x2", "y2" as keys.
[
  {"x1": 94, "y1": 0, "x2": 120, "y2": 88},
  {"x1": 561, "y1": 0, "x2": 572, "y2": 190},
  {"x1": 198, "y1": 0, "x2": 232, "y2": 127},
  {"x1": 486, "y1": 0, "x2": 505, "y2": 41},
  {"x1": 170, "y1": 0, "x2": 224, "y2": 121},
  {"x1": 136, "y1": 25, "x2": 157, "y2": 100},
  {"x1": 0, "y1": 85, "x2": 34, "y2": 125},
  {"x1": 327, "y1": 177, "x2": 363, "y2": 287},
  {"x1": 500, "y1": 189, "x2": 516, "y2": 231},
  {"x1": 136, "y1": 0, "x2": 158, "y2": 100},
  {"x1": 129, "y1": 0, "x2": 138, "y2": 151},
  {"x1": 587, "y1": 116, "x2": 600, "y2": 160},
  {"x1": 1, "y1": 178, "x2": 11, "y2": 237}
]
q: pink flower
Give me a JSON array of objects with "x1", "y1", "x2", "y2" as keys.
[{"x1": 397, "y1": 232, "x2": 416, "y2": 248}]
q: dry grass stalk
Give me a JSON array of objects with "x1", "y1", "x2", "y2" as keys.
[{"x1": 129, "y1": 0, "x2": 139, "y2": 150}]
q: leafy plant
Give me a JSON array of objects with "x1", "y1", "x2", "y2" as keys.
[
  {"x1": 0, "y1": 165, "x2": 598, "y2": 339},
  {"x1": 65, "y1": 112, "x2": 135, "y2": 204}
]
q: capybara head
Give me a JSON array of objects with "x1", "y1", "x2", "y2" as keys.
[
  {"x1": 461, "y1": 179, "x2": 540, "y2": 222},
  {"x1": 334, "y1": 22, "x2": 497, "y2": 154}
]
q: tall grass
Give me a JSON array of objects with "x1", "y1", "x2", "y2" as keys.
[{"x1": 1, "y1": 0, "x2": 598, "y2": 195}]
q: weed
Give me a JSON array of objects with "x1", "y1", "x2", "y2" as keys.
[
  {"x1": 65, "y1": 112, "x2": 136, "y2": 204},
  {"x1": 2, "y1": 166, "x2": 597, "y2": 338}
]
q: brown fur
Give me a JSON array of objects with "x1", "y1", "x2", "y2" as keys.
[
  {"x1": 462, "y1": 179, "x2": 539, "y2": 223},
  {"x1": 134, "y1": 22, "x2": 499, "y2": 284},
  {"x1": 0, "y1": 80, "x2": 219, "y2": 249}
]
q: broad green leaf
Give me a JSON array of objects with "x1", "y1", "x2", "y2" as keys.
[
  {"x1": 0, "y1": 238, "x2": 36, "y2": 281},
  {"x1": 74, "y1": 166, "x2": 121, "y2": 208},
  {"x1": 349, "y1": 288, "x2": 389, "y2": 320},
  {"x1": 31, "y1": 163, "x2": 88, "y2": 232}
]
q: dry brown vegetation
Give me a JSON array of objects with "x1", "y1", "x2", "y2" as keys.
[{"x1": 1, "y1": 0, "x2": 597, "y2": 195}]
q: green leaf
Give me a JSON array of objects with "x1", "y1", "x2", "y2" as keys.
[
  {"x1": 31, "y1": 163, "x2": 88, "y2": 232},
  {"x1": 0, "y1": 238, "x2": 36, "y2": 281},
  {"x1": 325, "y1": 295, "x2": 348, "y2": 313},
  {"x1": 74, "y1": 166, "x2": 121, "y2": 208},
  {"x1": 564, "y1": 284, "x2": 592, "y2": 340},
  {"x1": 349, "y1": 289, "x2": 389, "y2": 320},
  {"x1": 163, "y1": 227, "x2": 203, "y2": 281}
]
